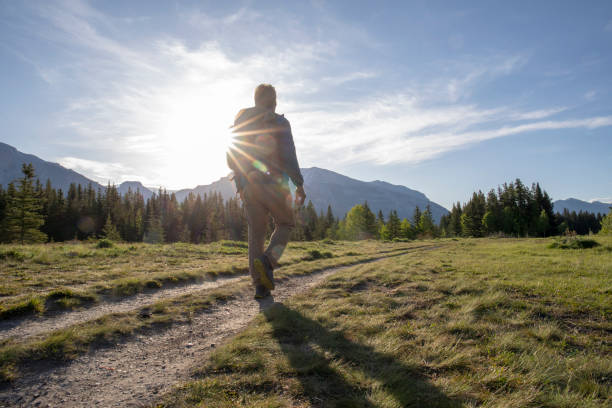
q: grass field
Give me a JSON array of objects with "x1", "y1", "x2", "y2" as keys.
[
  {"x1": 0, "y1": 239, "x2": 407, "y2": 320},
  {"x1": 0, "y1": 237, "x2": 610, "y2": 406},
  {"x1": 0, "y1": 239, "x2": 416, "y2": 383},
  {"x1": 158, "y1": 237, "x2": 612, "y2": 408}
]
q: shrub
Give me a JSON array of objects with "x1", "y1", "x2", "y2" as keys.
[
  {"x1": 96, "y1": 239, "x2": 114, "y2": 249},
  {"x1": 0, "y1": 249, "x2": 27, "y2": 261},
  {"x1": 548, "y1": 236, "x2": 600, "y2": 249},
  {"x1": 305, "y1": 249, "x2": 334, "y2": 260}
]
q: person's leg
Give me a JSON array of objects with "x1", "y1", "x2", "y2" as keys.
[
  {"x1": 263, "y1": 184, "x2": 295, "y2": 268},
  {"x1": 244, "y1": 186, "x2": 268, "y2": 286},
  {"x1": 265, "y1": 222, "x2": 291, "y2": 268}
]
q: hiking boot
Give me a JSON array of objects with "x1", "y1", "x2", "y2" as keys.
[
  {"x1": 254, "y1": 255, "x2": 275, "y2": 290},
  {"x1": 254, "y1": 284, "x2": 271, "y2": 299}
]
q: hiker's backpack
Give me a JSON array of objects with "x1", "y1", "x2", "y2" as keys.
[{"x1": 227, "y1": 108, "x2": 285, "y2": 192}]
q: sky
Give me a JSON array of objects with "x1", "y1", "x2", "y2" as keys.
[{"x1": 1, "y1": 0, "x2": 611, "y2": 209}]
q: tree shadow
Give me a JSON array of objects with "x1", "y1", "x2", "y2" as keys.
[{"x1": 262, "y1": 302, "x2": 461, "y2": 408}]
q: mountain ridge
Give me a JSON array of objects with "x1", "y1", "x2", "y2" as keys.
[
  {"x1": 553, "y1": 198, "x2": 611, "y2": 215},
  {"x1": 0, "y1": 142, "x2": 449, "y2": 222},
  {"x1": 0, "y1": 142, "x2": 105, "y2": 192},
  {"x1": 173, "y1": 167, "x2": 449, "y2": 222}
]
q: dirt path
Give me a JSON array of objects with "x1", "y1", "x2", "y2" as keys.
[
  {"x1": 0, "y1": 248, "x2": 432, "y2": 408},
  {"x1": 0, "y1": 248, "x2": 417, "y2": 341},
  {"x1": 0, "y1": 276, "x2": 245, "y2": 341}
]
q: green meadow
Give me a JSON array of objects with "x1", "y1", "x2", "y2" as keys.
[
  {"x1": 158, "y1": 237, "x2": 611, "y2": 408},
  {"x1": 0, "y1": 239, "x2": 407, "y2": 319},
  {"x1": 0, "y1": 237, "x2": 610, "y2": 406}
]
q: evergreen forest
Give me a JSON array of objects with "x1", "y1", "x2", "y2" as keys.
[{"x1": 0, "y1": 164, "x2": 609, "y2": 244}]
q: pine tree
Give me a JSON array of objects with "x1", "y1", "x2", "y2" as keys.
[
  {"x1": 411, "y1": 206, "x2": 421, "y2": 236},
  {"x1": 419, "y1": 205, "x2": 435, "y2": 237},
  {"x1": 461, "y1": 191, "x2": 486, "y2": 237},
  {"x1": 102, "y1": 214, "x2": 122, "y2": 241},
  {"x1": 302, "y1": 201, "x2": 318, "y2": 241},
  {"x1": 387, "y1": 210, "x2": 401, "y2": 239},
  {"x1": 4, "y1": 164, "x2": 47, "y2": 244},
  {"x1": 448, "y1": 202, "x2": 462, "y2": 236},
  {"x1": 362, "y1": 201, "x2": 378, "y2": 237},
  {"x1": 324, "y1": 205, "x2": 336, "y2": 238}
]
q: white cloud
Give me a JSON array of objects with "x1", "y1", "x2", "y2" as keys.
[
  {"x1": 584, "y1": 90, "x2": 597, "y2": 101},
  {"x1": 590, "y1": 197, "x2": 612, "y2": 204},
  {"x1": 322, "y1": 72, "x2": 377, "y2": 86},
  {"x1": 605, "y1": 19, "x2": 612, "y2": 32},
  {"x1": 58, "y1": 157, "x2": 135, "y2": 184},
  {"x1": 292, "y1": 94, "x2": 612, "y2": 167},
  {"x1": 510, "y1": 107, "x2": 566, "y2": 120}
]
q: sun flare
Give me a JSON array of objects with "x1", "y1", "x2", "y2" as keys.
[{"x1": 152, "y1": 84, "x2": 248, "y2": 189}]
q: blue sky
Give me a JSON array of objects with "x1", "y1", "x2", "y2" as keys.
[{"x1": 1, "y1": 0, "x2": 611, "y2": 209}]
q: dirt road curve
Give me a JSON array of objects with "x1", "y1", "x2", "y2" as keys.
[{"x1": 0, "y1": 248, "x2": 429, "y2": 408}]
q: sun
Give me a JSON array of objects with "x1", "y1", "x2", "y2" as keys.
[{"x1": 154, "y1": 85, "x2": 242, "y2": 189}]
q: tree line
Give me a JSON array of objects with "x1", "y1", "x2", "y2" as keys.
[
  {"x1": 0, "y1": 164, "x2": 247, "y2": 244},
  {"x1": 437, "y1": 179, "x2": 608, "y2": 237},
  {"x1": 0, "y1": 164, "x2": 609, "y2": 244}
]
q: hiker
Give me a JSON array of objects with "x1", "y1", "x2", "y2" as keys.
[{"x1": 227, "y1": 84, "x2": 306, "y2": 299}]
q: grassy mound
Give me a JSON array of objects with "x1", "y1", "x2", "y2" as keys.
[{"x1": 548, "y1": 236, "x2": 600, "y2": 249}]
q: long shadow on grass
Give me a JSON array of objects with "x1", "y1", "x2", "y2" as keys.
[{"x1": 263, "y1": 303, "x2": 459, "y2": 408}]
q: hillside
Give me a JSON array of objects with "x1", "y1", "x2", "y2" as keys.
[
  {"x1": 302, "y1": 167, "x2": 448, "y2": 222},
  {"x1": 0, "y1": 142, "x2": 104, "y2": 192},
  {"x1": 553, "y1": 198, "x2": 612, "y2": 215}
]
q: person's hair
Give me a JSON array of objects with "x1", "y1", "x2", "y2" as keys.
[{"x1": 254, "y1": 84, "x2": 276, "y2": 109}]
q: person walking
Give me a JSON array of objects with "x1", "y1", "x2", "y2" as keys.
[{"x1": 227, "y1": 84, "x2": 306, "y2": 299}]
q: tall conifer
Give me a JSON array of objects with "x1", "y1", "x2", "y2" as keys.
[{"x1": 5, "y1": 164, "x2": 47, "y2": 244}]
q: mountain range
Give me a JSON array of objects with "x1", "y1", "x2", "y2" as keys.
[
  {"x1": 1, "y1": 142, "x2": 105, "y2": 192},
  {"x1": 2, "y1": 141, "x2": 609, "y2": 221},
  {"x1": 173, "y1": 167, "x2": 449, "y2": 222},
  {"x1": 553, "y1": 198, "x2": 611, "y2": 215},
  {"x1": 0, "y1": 142, "x2": 450, "y2": 222}
]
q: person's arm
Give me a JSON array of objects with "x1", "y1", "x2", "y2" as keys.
[
  {"x1": 277, "y1": 117, "x2": 304, "y2": 186},
  {"x1": 277, "y1": 116, "x2": 306, "y2": 206}
]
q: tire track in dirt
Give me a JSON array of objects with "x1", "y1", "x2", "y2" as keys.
[
  {"x1": 0, "y1": 247, "x2": 424, "y2": 341},
  {"x1": 0, "y1": 246, "x2": 439, "y2": 408},
  {"x1": 0, "y1": 276, "x2": 245, "y2": 341}
]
